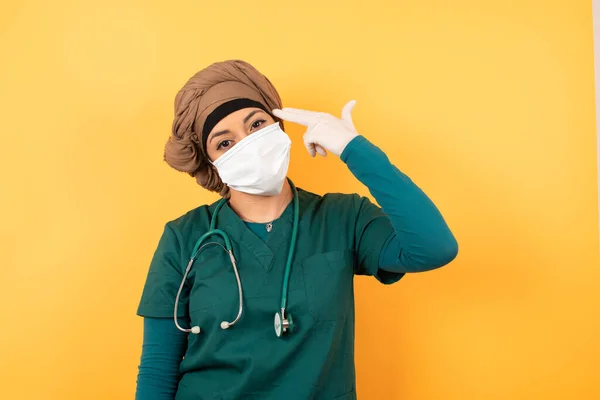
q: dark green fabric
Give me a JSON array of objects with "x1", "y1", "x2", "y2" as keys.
[
  {"x1": 244, "y1": 221, "x2": 269, "y2": 242},
  {"x1": 136, "y1": 317, "x2": 187, "y2": 400},
  {"x1": 137, "y1": 187, "x2": 399, "y2": 399}
]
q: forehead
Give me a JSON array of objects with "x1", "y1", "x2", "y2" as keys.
[{"x1": 209, "y1": 107, "x2": 267, "y2": 134}]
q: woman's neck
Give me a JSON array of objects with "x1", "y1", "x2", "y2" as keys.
[{"x1": 227, "y1": 180, "x2": 293, "y2": 223}]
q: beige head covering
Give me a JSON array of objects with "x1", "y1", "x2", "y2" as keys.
[{"x1": 164, "y1": 60, "x2": 283, "y2": 197}]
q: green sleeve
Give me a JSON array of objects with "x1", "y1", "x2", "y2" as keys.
[
  {"x1": 135, "y1": 317, "x2": 187, "y2": 400},
  {"x1": 342, "y1": 135, "x2": 458, "y2": 280},
  {"x1": 352, "y1": 194, "x2": 405, "y2": 284},
  {"x1": 137, "y1": 223, "x2": 190, "y2": 321}
]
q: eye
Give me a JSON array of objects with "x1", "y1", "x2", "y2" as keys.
[
  {"x1": 217, "y1": 140, "x2": 232, "y2": 151},
  {"x1": 250, "y1": 119, "x2": 266, "y2": 130}
]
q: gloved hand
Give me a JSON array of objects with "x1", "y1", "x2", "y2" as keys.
[{"x1": 272, "y1": 100, "x2": 359, "y2": 157}]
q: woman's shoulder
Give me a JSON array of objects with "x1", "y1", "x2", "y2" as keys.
[
  {"x1": 163, "y1": 199, "x2": 220, "y2": 236},
  {"x1": 297, "y1": 187, "x2": 364, "y2": 213}
]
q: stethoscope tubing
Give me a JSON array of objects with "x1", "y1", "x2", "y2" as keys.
[{"x1": 174, "y1": 181, "x2": 299, "y2": 336}]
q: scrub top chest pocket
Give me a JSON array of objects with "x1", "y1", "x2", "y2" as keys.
[{"x1": 301, "y1": 250, "x2": 355, "y2": 323}]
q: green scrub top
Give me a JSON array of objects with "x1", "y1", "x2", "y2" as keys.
[{"x1": 137, "y1": 187, "x2": 404, "y2": 399}]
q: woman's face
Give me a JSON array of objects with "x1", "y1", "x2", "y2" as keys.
[{"x1": 205, "y1": 107, "x2": 276, "y2": 162}]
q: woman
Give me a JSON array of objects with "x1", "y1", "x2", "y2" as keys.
[{"x1": 135, "y1": 60, "x2": 458, "y2": 400}]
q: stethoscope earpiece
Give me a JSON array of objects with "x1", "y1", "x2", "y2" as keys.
[{"x1": 191, "y1": 326, "x2": 201, "y2": 334}]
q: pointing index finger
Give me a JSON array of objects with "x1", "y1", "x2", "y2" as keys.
[{"x1": 272, "y1": 108, "x2": 320, "y2": 126}]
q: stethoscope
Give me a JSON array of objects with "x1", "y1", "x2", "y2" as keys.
[{"x1": 174, "y1": 181, "x2": 299, "y2": 338}]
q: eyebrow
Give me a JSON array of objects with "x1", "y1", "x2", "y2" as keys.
[
  {"x1": 209, "y1": 129, "x2": 230, "y2": 144},
  {"x1": 243, "y1": 109, "x2": 264, "y2": 124},
  {"x1": 209, "y1": 110, "x2": 266, "y2": 145}
]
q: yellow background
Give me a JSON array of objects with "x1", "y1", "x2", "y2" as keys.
[{"x1": 1, "y1": 0, "x2": 599, "y2": 399}]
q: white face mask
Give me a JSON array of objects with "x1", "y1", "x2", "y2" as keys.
[{"x1": 212, "y1": 122, "x2": 292, "y2": 196}]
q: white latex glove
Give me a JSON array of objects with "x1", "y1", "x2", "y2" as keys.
[{"x1": 272, "y1": 100, "x2": 359, "y2": 157}]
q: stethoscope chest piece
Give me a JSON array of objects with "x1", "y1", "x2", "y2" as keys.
[{"x1": 274, "y1": 310, "x2": 294, "y2": 337}]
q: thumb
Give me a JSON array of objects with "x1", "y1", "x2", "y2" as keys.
[{"x1": 341, "y1": 100, "x2": 356, "y2": 126}]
